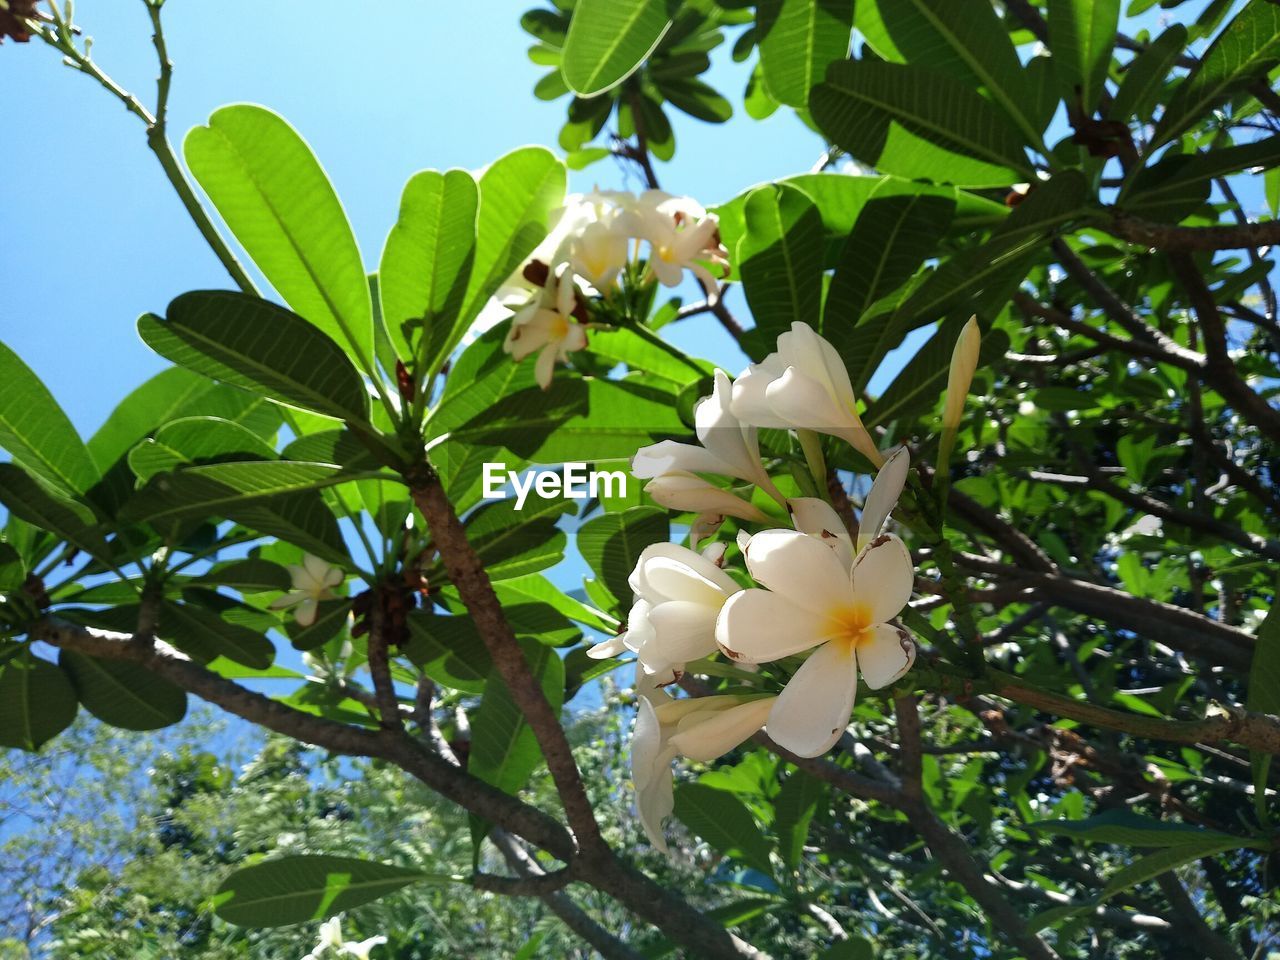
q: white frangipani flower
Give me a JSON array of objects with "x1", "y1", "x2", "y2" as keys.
[
  {"x1": 270, "y1": 554, "x2": 344, "y2": 627},
  {"x1": 502, "y1": 271, "x2": 588, "y2": 390},
  {"x1": 304, "y1": 916, "x2": 387, "y2": 960},
  {"x1": 339, "y1": 936, "x2": 389, "y2": 960},
  {"x1": 588, "y1": 541, "x2": 741, "y2": 681},
  {"x1": 731, "y1": 321, "x2": 883, "y2": 467},
  {"x1": 634, "y1": 190, "x2": 726, "y2": 289},
  {"x1": 715, "y1": 527, "x2": 916, "y2": 758},
  {"x1": 633, "y1": 369, "x2": 784, "y2": 505},
  {"x1": 632, "y1": 681, "x2": 776, "y2": 852}
]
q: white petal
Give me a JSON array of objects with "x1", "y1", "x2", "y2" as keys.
[
  {"x1": 504, "y1": 311, "x2": 553, "y2": 361},
  {"x1": 640, "y1": 600, "x2": 721, "y2": 672},
  {"x1": 644, "y1": 474, "x2": 768, "y2": 522},
  {"x1": 699, "y1": 540, "x2": 728, "y2": 566},
  {"x1": 631, "y1": 440, "x2": 735, "y2": 480},
  {"x1": 693, "y1": 370, "x2": 761, "y2": 481},
  {"x1": 269, "y1": 590, "x2": 306, "y2": 610},
  {"x1": 321, "y1": 566, "x2": 345, "y2": 589},
  {"x1": 294, "y1": 597, "x2": 319, "y2": 627},
  {"x1": 778, "y1": 321, "x2": 858, "y2": 414},
  {"x1": 669, "y1": 697, "x2": 775, "y2": 761},
  {"x1": 716, "y1": 589, "x2": 833, "y2": 663},
  {"x1": 742, "y1": 529, "x2": 852, "y2": 614},
  {"x1": 730, "y1": 356, "x2": 789, "y2": 429},
  {"x1": 587, "y1": 635, "x2": 627, "y2": 659},
  {"x1": 849, "y1": 533, "x2": 914, "y2": 624},
  {"x1": 634, "y1": 542, "x2": 739, "y2": 601},
  {"x1": 534, "y1": 342, "x2": 558, "y2": 390},
  {"x1": 766, "y1": 367, "x2": 855, "y2": 434},
  {"x1": 767, "y1": 640, "x2": 858, "y2": 758},
  {"x1": 302, "y1": 553, "x2": 332, "y2": 587},
  {"x1": 621, "y1": 598, "x2": 655, "y2": 653},
  {"x1": 857, "y1": 446, "x2": 909, "y2": 553},
  {"x1": 857, "y1": 623, "x2": 916, "y2": 690},
  {"x1": 787, "y1": 497, "x2": 854, "y2": 572}
]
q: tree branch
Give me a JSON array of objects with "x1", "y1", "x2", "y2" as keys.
[{"x1": 1106, "y1": 213, "x2": 1280, "y2": 252}]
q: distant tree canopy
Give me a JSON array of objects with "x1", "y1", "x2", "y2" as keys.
[{"x1": 3, "y1": 0, "x2": 1280, "y2": 957}]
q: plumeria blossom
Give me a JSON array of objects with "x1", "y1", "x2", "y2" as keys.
[
  {"x1": 716, "y1": 472, "x2": 917, "y2": 757},
  {"x1": 634, "y1": 190, "x2": 727, "y2": 289},
  {"x1": 303, "y1": 917, "x2": 387, "y2": 960},
  {"x1": 731, "y1": 321, "x2": 883, "y2": 467},
  {"x1": 633, "y1": 370, "x2": 785, "y2": 505},
  {"x1": 632, "y1": 673, "x2": 776, "y2": 852},
  {"x1": 641, "y1": 472, "x2": 770, "y2": 528},
  {"x1": 587, "y1": 541, "x2": 739, "y2": 682},
  {"x1": 502, "y1": 269, "x2": 588, "y2": 390},
  {"x1": 270, "y1": 554, "x2": 343, "y2": 627}
]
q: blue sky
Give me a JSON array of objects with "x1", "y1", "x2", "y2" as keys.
[{"x1": 1, "y1": 1, "x2": 822, "y2": 437}]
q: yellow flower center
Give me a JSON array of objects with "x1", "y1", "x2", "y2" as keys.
[
  {"x1": 828, "y1": 603, "x2": 874, "y2": 654},
  {"x1": 656, "y1": 244, "x2": 675, "y2": 263},
  {"x1": 550, "y1": 313, "x2": 571, "y2": 340}
]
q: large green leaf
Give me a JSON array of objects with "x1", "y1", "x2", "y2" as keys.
[
  {"x1": 1120, "y1": 137, "x2": 1280, "y2": 220},
  {"x1": 139, "y1": 291, "x2": 370, "y2": 423},
  {"x1": 757, "y1": 0, "x2": 854, "y2": 109},
  {"x1": 773, "y1": 770, "x2": 825, "y2": 870},
  {"x1": 810, "y1": 60, "x2": 1033, "y2": 188},
  {"x1": 453, "y1": 148, "x2": 565, "y2": 354},
  {"x1": 128, "y1": 416, "x2": 279, "y2": 484},
  {"x1": 468, "y1": 638, "x2": 566, "y2": 800},
  {"x1": 1151, "y1": 0, "x2": 1280, "y2": 148},
  {"x1": 854, "y1": 0, "x2": 1047, "y2": 147},
  {"x1": 213, "y1": 855, "x2": 432, "y2": 927},
  {"x1": 1110, "y1": 24, "x2": 1188, "y2": 123},
  {"x1": 123, "y1": 461, "x2": 351, "y2": 526},
  {"x1": 0, "y1": 463, "x2": 110, "y2": 561},
  {"x1": 577, "y1": 507, "x2": 669, "y2": 609},
  {"x1": 0, "y1": 648, "x2": 78, "y2": 751},
  {"x1": 561, "y1": 0, "x2": 671, "y2": 96},
  {"x1": 59, "y1": 650, "x2": 187, "y2": 731},
  {"x1": 673, "y1": 782, "x2": 775, "y2": 876},
  {"x1": 184, "y1": 105, "x2": 375, "y2": 370},
  {"x1": 404, "y1": 610, "x2": 491, "y2": 694},
  {"x1": 0, "y1": 340, "x2": 97, "y2": 496},
  {"x1": 737, "y1": 183, "x2": 825, "y2": 351},
  {"x1": 378, "y1": 169, "x2": 479, "y2": 369},
  {"x1": 458, "y1": 495, "x2": 574, "y2": 582},
  {"x1": 161, "y1": 600, "x2": 274, "y2": 669},
  {"x1": 1047, "y1": 0, "x2": 1121, "y2": 115},
  {"x1": 1027, "y1": 809, "x2": 1244, "y2": 847},
  {"x1": 824, "y1": 193, "x2": 954, "y2": 345}
]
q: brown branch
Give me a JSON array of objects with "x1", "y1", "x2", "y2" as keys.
[
  {"x1": 471, "y1": 866, "x2": 575, "y2": 897},
  {"x1": 367, "y1": 593, "x2": 404, "y2": 732},
  {"x1": 1025, "y1": 470, "x2": 1280, "y2": 561},
  {"x1": 895, "y1": 694, "x2": 924, "y2": 799},
  {"x1": 1106, "y1": 214, "x2": 1280, "y2": 252},
  {"x1": 956, "y1": 553, "x2": 1254, "y2": 672}
]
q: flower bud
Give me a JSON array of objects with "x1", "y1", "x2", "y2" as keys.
[{"x1": 942, "y1": 317, "x2": 981, "y2": 432}]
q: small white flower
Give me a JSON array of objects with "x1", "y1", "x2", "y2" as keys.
[
  {"x1": 716, "y1": 525, "x2": 916, "y2": 758},
  {"x1": 632, "y1": 679, "x2": 775, "y2": 852},
  {"x1": 270, "y1": 554, "x2": 344, "y2": 627},
  {"x1": 731, "y1": 321, "x2": 883, "y2": 467},
  {"x1": 588, "y1": 542, "x2": 741, "y2": 681},
  {"x1": 634, "y1": 190, "x2": 726, "y2": 289},
  {"x1": 502, "y1": 271, "x2": 588, "y2": 390},
  {"x1": 339, "y1": 936, "x2": 388, "y2": 960},
  {"x1": 641, "y1": 472, "x2": 769, "y2": 525}
]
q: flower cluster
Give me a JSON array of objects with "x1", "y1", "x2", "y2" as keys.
[
  {"x1": 593, "y1": 320, "x2": 933, "y2": 849},
  {"x1": 501, "y1": 189, "x2": 727, "y2": 389},
  {"x1": 303, "y1": 917, "x2": 386, "y2": 960}
]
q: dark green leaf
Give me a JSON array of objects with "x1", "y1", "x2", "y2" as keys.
[
  {"x1": 1047, "y1": 0, "x2": 1121, "y2": 115},
  {"x1": 0, "y1": 463, "x2": 110, "y2": 561},
  {"x1": 0, "y1": 648, "x2": 78, "y2": 751},
  {"x1": 1111, "y1": 24, "x2": 1188, "y2": 122},
  {"x1": 59, "y1": 650, "x2": 187, "y2": 731},
  {"x1": 128, "y1": 416, "x2": 279, "y2": 484},
  {"x1": 577, "y1": 506, "x2": 669, "y2": 608},
  {"x1": 404, "y1": 610, "x2": 491, "y2": 694},
  {"x1": 161, "y1": 600, "x2": 274, "y2": 669},
  {"x1": 674, "y1": 782, "x2": 774, "y2": 876}
]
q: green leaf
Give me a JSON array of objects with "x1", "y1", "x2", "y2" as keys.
[
  {"x1": 854, "y1": 0, "x2": 1046, "y2": 148},
  {"x1": 139, "y1": 291, "x2": 370, "y2": 423},
  {"x1": 285, "y1": 599, "x2": 352, "y2": 652},
  {"x1": 577, "y1": 507, "x2": 669, "y2": 609},
  {"x1": 58, "y1": 650, "x2": 187, "y2": 731},
  {"x1": 124, "y1": 461, "x2": 351, "y2": 526},
  {"x1": 127, "y1": 416, "x2": 279, "y2": 484},
  {"x1": 459, "y1": 496, "x2": 573, "y2": 582},
  {"x1": 161, "y1": 600, "x2": 274, "y2": 669},
  {"x1": 1151, "y1": 0, "x2": 1280, "y2": 148},
  {"x1": 0, "y1": 340, "x2": 97, "y2": 496},
  {"x1": 756, "y1": 0, "x2": 854, "y2": 109},
  {"x1": 1027, "y1": 808, "x2": 1244, "y2": 847},
  {"x1": 193, "y1": 558, "x2": 293, "y2": 592},
  {"x1": 587, "y1": 326, "x2": 711, "y2": 385},
  {"x1": 404, "y1": 610, "x2": 491, "y2": 694},
  {"x1": 0, "y1": 648, "x2": 78, "y2": 751},
  {"x1": 561, "y1": 0, "x2": 671, "y2": 96},
  {"x1": 378, "y1": 169, "x2": 479, "y2": 369},
  {"x1": 674, "y1": 783, "x2": 774, "y2": 876},
  {"x1": 1111, "y1": 24, "x2": 1188, "y2": 122},
  {"x1": 469, "y1": 638, "x2": 566, "y2": 797},
  {"x1": 819, "y1": 938, "x2": 874, "y2": 960},
  {"x1": 825, "y1": 193, "x2": 954, "y2": 338},
  {"x1": 0, "y1": 463, "x2": 110, "y2": 561},
  {"x1": 1120, "y1": 137, "x2": 1280, "y2": 220},
  {"x1": 655, "y1": 76, "x2": 733, "y2": 122},
  {"x1": 454, "y1": 148, "x2": 566, "y2": 349},
  {"x1": 1247, "y1": 582, "x2": 1279, "y2": 823},
  {"x1": 810, "y1": 59, "x2": 1032, "y2": 188},
  {"x1": 774, "y1": 770, "x2": 824, "y2": 870},
  {"x1": 213, "y1": 855, "x2": 432, "y2": 927},
  {"x1": 1047, "y1": 0, "x2": 1121, "y2": 115},
  {"x1": 737, "y1": 183, "x2": 825, "y2": 350},
  {"x1": 184, "y1": 105, "x2": 374, "y2": 370}
]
